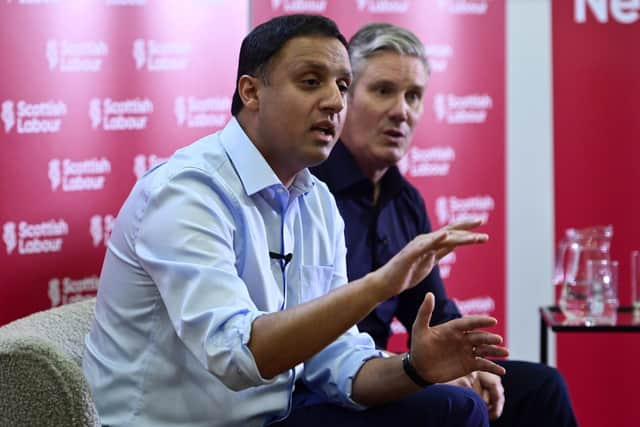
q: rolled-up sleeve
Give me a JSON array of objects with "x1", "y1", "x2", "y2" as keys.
[
  {"x1": 302, "y1": 329, "x2": 384, "y2": 409},
  {"x1": 135, "y1": 168, "x2": 275, "y2": 391}
]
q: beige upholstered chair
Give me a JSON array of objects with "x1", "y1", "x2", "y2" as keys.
[{"x1": 0, "y1": 298, "x2": 100, "y2": 427}]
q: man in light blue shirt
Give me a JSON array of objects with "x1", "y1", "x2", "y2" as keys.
[{"x1": 83, "y1": 14, "x2": 508, "y2": 427}]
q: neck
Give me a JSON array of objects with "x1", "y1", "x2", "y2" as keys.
[
  {"x1": 372, "y1": 181, "x2": 381, "y2": 205},
  {"x1": 340, "y1": 141, "x2": 389, "y2": 183},
  {"x1": 236, "y1": 113, "x2": 296, "y2": 188}
]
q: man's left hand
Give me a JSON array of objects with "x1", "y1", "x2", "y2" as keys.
[{"x1": 474, "y1": 371, "x2": 504, "y2": 420}]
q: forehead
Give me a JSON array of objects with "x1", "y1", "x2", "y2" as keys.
[
  {"x1": 357, "y1": 51, "x2": 428, "y2": 86},
  {"x1": 270, "y1": 35, "x2": 351, "y2": 76}
]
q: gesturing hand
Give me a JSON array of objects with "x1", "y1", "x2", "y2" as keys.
[
  {"x1": 371, "y1": 220, "x2": 488, "y2": 301},
  {"x1": 409, "y1": 293, "x2": 509, "y2": 384}
]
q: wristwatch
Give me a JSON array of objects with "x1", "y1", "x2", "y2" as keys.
[{"x1": 402, "y1": 352, "x2": 434, "y2": 388}]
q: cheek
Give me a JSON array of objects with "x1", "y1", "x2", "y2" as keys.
[
  {"x1": 408, "y1": 109, "x2": 424, "y2": 128},
  {"x1": 338, "y1": 108, "x2": 347, "y2": 125}
]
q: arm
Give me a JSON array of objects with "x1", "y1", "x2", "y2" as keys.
[
  {"x1": 138, "y1": 171, "x2": 489, "y2": 388},
  {"x1": 249, "y1": 225, "x2": 488, "y2": 379}
]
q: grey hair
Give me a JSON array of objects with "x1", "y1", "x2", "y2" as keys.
[{"x1": 348, "y1": 22, "x2": 429, "y2": 86}]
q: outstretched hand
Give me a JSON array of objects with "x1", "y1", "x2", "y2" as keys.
[
  {"x1": 371, "y1": 219, "x2": 488, "y2": 301},
  {"x1": 410, "y1": 293, "x2": 509, "y2": 384}
]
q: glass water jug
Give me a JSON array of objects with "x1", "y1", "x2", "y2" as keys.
[{"x1": 554, "y1": 225, "x2": 613, "y2": 320}]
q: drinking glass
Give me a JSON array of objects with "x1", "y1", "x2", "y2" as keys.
[{"x1": 586, "y1": 259, "x2": 618, "y2": 325}]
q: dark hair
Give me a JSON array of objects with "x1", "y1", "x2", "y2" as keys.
[{"x1": 231, "y1": 14, "x2": 348, "y2": 116}]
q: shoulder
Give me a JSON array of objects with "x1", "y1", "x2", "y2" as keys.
[
  {"x1": 395, "y1": 175, "x2": 426, "y2": 211},
  {"x1": 394, "y1": 175, "x2": 432, "y2": 232},
  {"x1": 139, "y1": 133, "x2": 243, "y2": 210}
]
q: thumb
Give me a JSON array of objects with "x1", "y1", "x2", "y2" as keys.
[{"x1": 415, "y1": 292, "x2": 435, "y2": 329}]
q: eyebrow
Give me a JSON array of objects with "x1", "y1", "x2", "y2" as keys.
[
  {"x1": 291, "y1": 60, "x2": 353, "y2": 80},
  {"x1": 369, "y1": 78, "x2": 425, "y2": 90}
]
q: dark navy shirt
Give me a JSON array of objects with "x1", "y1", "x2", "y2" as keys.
[{"x1": 311, "y1": 141, "x2": 461, "y2": 349}]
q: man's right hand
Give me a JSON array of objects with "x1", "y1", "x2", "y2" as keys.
[
  {"x1": 409, "y1": 292, "x2": 509, "y2": 384},
  {"x1": 369, "y1": 220, "x2": 488, "y2": 302}
]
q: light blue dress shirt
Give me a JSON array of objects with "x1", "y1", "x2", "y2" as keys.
[{"x1": 83, "y1": 118, "x2": 382, "y2": 427}]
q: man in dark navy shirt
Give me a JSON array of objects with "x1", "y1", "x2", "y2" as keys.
[{"x1": 312, "y1": 22, "x2": 578, "y2": 427}]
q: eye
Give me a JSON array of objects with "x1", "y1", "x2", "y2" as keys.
[
  {"x1": 302, "y1": 78, "x2": 321, "y2": 88},
  {"x1": 406, "y1": 90, "x2": 423, "y2": 104},
  {"x1": 337, "y1": 80, "x2": 350, "y2": 93},
  {"x1": 376, "y1": 86, "x2": 390, "y2": 96},
  {"x1": 372, "y1": 83, "x2": 394, "y2": 97}
]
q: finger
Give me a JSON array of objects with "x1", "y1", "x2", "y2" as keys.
[
  {"x1": 473, "y1": 358, "x2": 507, "y2": 376},
  {"x1": 489, "y1": 405, "x2": 500, "y2": 421},
  {"x1": 452, "y1": 315, "x2": 498, "y2": 331},
  {"x1": 417, "y1": 230, "x2": 488, "y2": 252},
  {"x1": 467, "y1": 331, "x2": 504, "y2": 346},
  {"x1": 488, "y1": 383, "x2": 504, "y2": 420},
  {"x1": 444, "y1": 218, "x2": 484, "y2": 231},
  {"x1": 439, "y1": 230, "x2": 489, "y2": 246},
  {"x1": 482, "y1": 388, "x2": 491, "y2": 406},
  {"x1": 488, "y1": 382, "x2": 503, "y2": 409},
  {"x1": 413, "y1": 230, "x2": 448, "y2": 250},
  {"x1": 396, "y1": 232, "x2": 443, "y2": 265},
  {"x1": 474, "y1": 344, "x2": 509, "y2": 359},
  {"x1": 494, "y1": 387, "x2": 505, "y2": 419},
  {"x1": 415, "y1": 292, "x2": 435, "y2": 330},
  {"x1": 433, "y1": 236, "x2": 486, "y2": 263},
  {"x1": 472, "y1": 377, "x2": 483, "y2": 396}
]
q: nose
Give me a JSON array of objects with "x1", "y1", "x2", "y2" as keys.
[
  {"x1": 389, "y1": 95, "x2": 409, "y2": 123},
  {"x1": 319, "y1": 84, "x2": 345, "y2": 115}
]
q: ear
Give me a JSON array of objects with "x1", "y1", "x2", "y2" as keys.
[{"x1": 237, "y1": 74, "x2": 261, "y2": 112}]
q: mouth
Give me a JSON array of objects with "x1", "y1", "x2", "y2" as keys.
[
  {"x1": 383, "y1": 129, "x2": 405, "y2": 138},
  {"x1": 310, "y1": 121, "x2": 336, "y2": 139},
  {"x1": 310, "y1": 121, "x2": 337, "y2": 145}
]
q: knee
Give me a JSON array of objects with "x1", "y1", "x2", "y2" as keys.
[
  {"x1": 541, "y1": 366, "x2": 574, "y2": 411},
  {"x1": 446, "y1": 386, "x2": 489, "y2": 427},
  {"x1": 409, "y1": 385, "x2": 489, "y2": 427},
  {"x1": 535, "y1": 364, "x2": 570, "y2": 397}
]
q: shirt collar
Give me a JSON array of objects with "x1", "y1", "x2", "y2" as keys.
[
  {"x1": 315, "y1": 140, "x2": 406, "y2": 199},
  {"x1": 220, "y1": 117, "x2": 314, "y2": 197}
]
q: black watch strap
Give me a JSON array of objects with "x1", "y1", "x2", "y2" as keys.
[{"x1": 402, "y1": 352, "x2": 434, "y2": 388}]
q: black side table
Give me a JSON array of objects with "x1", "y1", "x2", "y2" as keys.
[{"x1": 539, "y1": 306, "x2": 640, "y2": 364}]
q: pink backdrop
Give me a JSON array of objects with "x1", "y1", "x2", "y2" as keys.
[
  {"x1": 1, "y1": 0, "x2": 504, "y2": 352},
  {"x1": 553, "y1": 1, "x2": 640, "y2": 426},
  {"x1": 0, "y1": 0, "x2": 248, "y2": 325},
  {"x1": 252, "y1": 0, "x2": 506, "y2": 349}
]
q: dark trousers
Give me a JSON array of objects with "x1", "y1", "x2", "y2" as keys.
[
  {"x1": 493, "y1": 360, "x2": 578, "y2": 427},
  {"x1": 271, "y1": 360, "x2": 577, "y2": 427},
  {"x1": 271, "y1": 383, "x2": 489, "y2": 427}
]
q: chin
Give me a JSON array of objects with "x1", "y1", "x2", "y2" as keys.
[
  {"x1": 305, "y1": 148, "x2": 333, "y2": 168},
  {"x1": 377, "y1": 148, "x2": 405, "y2": 164},
  {"x1": 308, "y1": 153, "x2": 331, "y2": 168}
]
